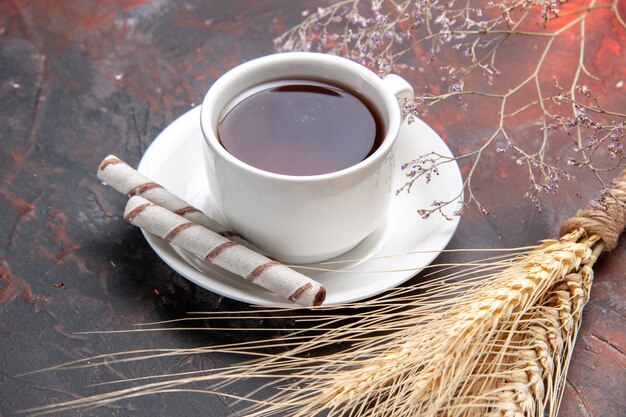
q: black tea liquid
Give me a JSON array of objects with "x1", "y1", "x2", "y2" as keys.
[{"x1": 217, "y1": 80, "x2": 383, "y2": 176}]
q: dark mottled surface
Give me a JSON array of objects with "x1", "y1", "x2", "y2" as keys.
[{"x1": 0, "y1": 1, "x2": 624, "y2": 416}]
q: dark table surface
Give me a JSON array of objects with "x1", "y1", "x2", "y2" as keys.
[{"x1": 1, "y1": 1, "x2": 625, "y2": 416}]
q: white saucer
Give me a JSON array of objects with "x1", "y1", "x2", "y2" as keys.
[{"x1": 137, "y1": 106, "x2": 463, "y2": 307}]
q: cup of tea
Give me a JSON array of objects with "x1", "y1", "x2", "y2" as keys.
[{"x1": 200, "y1": 52, "x2": 413, "y2": 263}]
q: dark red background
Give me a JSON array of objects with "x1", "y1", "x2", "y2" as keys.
[{"x1": 0, "y1": 1, "x2": 624, "y2": 416}]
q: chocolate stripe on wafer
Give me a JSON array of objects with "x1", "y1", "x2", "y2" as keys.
[
  {"x1": 174, "y1": 206, "x2": 202, "y2": 216},
  {"x1": 124, "y1": 202, "x2": 151, "y2": 222},
  {"x1": 129, "y1": 182, "x2": 162, "y2": 196},
  {"x1": 246, "y1": 261, "x2": 279, "y2": 282},
  {"x1": 164, "y1": 222, "x2": 196, "y2": 242},
  {"x1": 313, "y1": 288, "x2": 326, "y2": 306},
  {"x1": 97, "y1": 154, "x2": 264, "y2": 254},
  {"x1": 98, "y1": 156, "x2": 123, "y2": 171},
  {"x1": 123, "y1": 196, "x2": 326, "y2": 307},
  {"x1": 205, "y1": 241, "x2": 238, "y2": 262},
  {"x1": 288, "y1": 282, "x2": 312, "y2": 302}
]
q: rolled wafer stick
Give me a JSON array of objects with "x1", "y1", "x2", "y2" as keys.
[
  {"x1": 97, "y1": 155, "x2": 257, "y2": 251},
  {"x1": 124, "y1": 196, "x2": 326, "y2": 307}
]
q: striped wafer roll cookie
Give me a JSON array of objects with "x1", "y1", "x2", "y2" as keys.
[
  {"x1": 97, "y1": 155, "x2": 258, "y2": 251},
  {"x1": 124, "y1": 196, "x2": 326, "y2": 307}
]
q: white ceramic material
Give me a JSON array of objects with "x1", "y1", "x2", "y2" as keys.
[
  {"x1": 137, "y1": 106, "x2": 463, "y2": 307},
  {"x1": 200, "y1": 52, "x2": 414, "y2": 263}
]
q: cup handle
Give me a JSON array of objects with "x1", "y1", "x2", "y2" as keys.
[{"x1": 382, "y1": 74, "x2": 414, "y2": 103}]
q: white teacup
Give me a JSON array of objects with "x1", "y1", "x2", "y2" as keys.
[{"x1": 200, "y1": 52, "x2": 413, "y2": 263}]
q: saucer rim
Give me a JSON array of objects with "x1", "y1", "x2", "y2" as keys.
[{"x1": 138, "y1": 106, "x2": 463, "y2": 307}]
